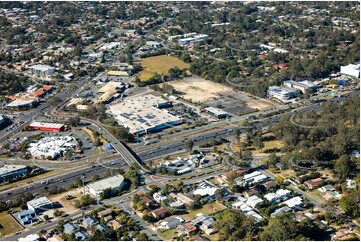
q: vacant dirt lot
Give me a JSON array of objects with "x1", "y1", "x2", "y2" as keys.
[
  {"x1": 137, "y1": 55, "x2": 190, "y2": 82},
  {"x1": 169, "y1": 77, "x2": 276, "y2": 115},
  {"x1": 247, "y1": 100, "x2": 275, "y2": 110},
  {"x1": 169, "y1": 77, "x2": 233, "y2": 103}
]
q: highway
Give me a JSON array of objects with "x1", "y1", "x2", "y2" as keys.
[
  {"x1": 1, "y1": 90, "x2": 357, "y2": 204},
  {"x1": 0, "y1": 156, "x2": 128, "y2": 203}
]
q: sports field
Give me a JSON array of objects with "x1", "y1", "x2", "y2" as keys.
[{"x1": 137, "y1": 55, "x2": 190, "y2": 82}]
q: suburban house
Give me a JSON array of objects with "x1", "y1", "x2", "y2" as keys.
[
  {"x1": 318, "y1": 184, "x2": 335, "y2": 193},
  {"x1": 282, "y1": 196, "x2": 303, "y2": 209},
  {"x1": 142, "y1": 196, "x2": 159, "y2": 208},
  {"x1": 153, "y1": 192, "x2": 168, "y2": 203},
  {"x1": 63, "y1": 223, "x2": 80, "y2": 235},
  {"x1": 107, "y1": 220, "x2": 125, "y2": 231},
  {"x1": 271, "y1": 206, "x2": 292, "y2": 217},
  {"x1": 98, "y1": 208, "x2": 113, "y2": 222},
  {"x1": 169, "y1": 192, "x2": 195, "y2": 206},
  {"x1": 17, "y1": 209, "x2": 35, "y2": 225},
  {"x1": 82, "y1": 216, "x2": 99, "y2": 229},
  {"x1": 181, "y1": 223, "x2": 198, "y2": 235},
  {"x1": 263, "y1": 181, "x2": 278, "y2": 191},
  {"x1": 74, "y1": 231, "x2": 89, "y2": 241},
  {"x1": 304, "y1": 177, "x2": 323, "y2": 189},
  {"x1": 151, "y1": 207, "x2": 169, "y2": 219},
  {"x1": 160, "y1": 217, "x2": 184, "y2": 230}
]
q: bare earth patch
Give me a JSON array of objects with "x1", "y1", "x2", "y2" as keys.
[
  {"x1": 169, "y1": 77, "x2": 233, "y2": 103},
  {"x1": 247, "y1": 100, "x2": 275, "y2": 110}
]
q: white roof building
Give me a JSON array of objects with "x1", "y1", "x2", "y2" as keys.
[
  {"x1": 6, "y1": 99, "x2": 38, "y2": 109},
  {"x1": 268, "y1": 86, "x2": 299, "y2": 101},
  {"x1": 29, "y1": 64, "x2": 55, "y2": 73},
  {"x1": 205, "y1": 107, "x2": 230, "y2": 118},
  {"x1": 276, "y1": 189, "x2": 291, "y2": 198},
  {"x1": 18, "y1": 233, "x2": 40, "y2": 241},
  {"x1": 108, "y1": 93, "x2": 182, "y2": 135},
  {"x1": 193, "y1": 181, "x2": 219, "y2": 197},
  {"x1": 246, "y1": 195, "x2": 263, "y2": 208},
  {"x1": 27, "y1": 136, "x2": 77, "y2": 159},
  {"x1": 27, "y1": 196, "x2": 52, "y2": 213},
  {"x1": 245, "y1": 210, "x2": 263, "y2": 222},
  {"x1": 232, "y1": 201, "x2": 252, "y2": 212},
  {"x1": 346, "y1": 179, "x2": 356, "y2": 189},
  {"x1": 282, "y1": 196, "x2": 303, "y2": 209},
  {"x1": 264, "y1": 193, "x2": 280, "y2": 203},
  {"x1": 340, "y1": 63, "x2": 360, "y2": 78},
  {"x1": 87, "y1": 174, "x2": 125, "y2": 198}
]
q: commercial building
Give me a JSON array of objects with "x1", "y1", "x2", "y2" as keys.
[
  {"x1": 6, "y1": 99, "x2": 38, "y2": 110},
  {"x1": 0, "y1": 164, "x2": 28, "y2": 183},
  {"x1": 66, "y1": 98, "x2": 85, "y2": 108},
  {"x1": 27, "y1": 136, "x2": 78, "y2": 159},
  {"x1": 340, "y1": 63, "x2": 360, "y2": 78},
  {"x1": 29, "y1": 122, "x2": 68, "y2": 132},
  {"x1": 168, "y1": 33, "x2": 209, "y2": 45},
  {"x1": 177, "y1": 167, "x2": 192, "y2": 175},
  {"x1": 29, "y1": 64, "x2": 56, "y2": 78},
  {"x1": 96, "y1": 81, "x2": 125, "y2": 104},
  {"x1": 108, "y1": 93, "x2": 183, "y2": 135},
  {"x1": 87, "y1": 174, "x2": 125, "y2": 198},
  {"x1": 284, "y1": 80, "x2": 318, "y2": 93},
  {"x1": 27, "y1": 196, "x2": 53, "y2": 214},
  {"x1": 268, "y1": 86, "x2": 299, "y2": 101},
  {"x1": 106, "y1": 71, "x2": 130, "y2": 77},
  {"x1": 204, "y1": 107, "x2": 230, "y2": 118}
]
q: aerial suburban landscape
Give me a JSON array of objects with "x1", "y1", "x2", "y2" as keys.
[{"x1": 0, "y1": 1, "x2": 359, "y2": 241}]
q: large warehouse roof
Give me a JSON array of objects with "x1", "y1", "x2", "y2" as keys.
[
  {"x1": 0, "y1": 164, "x2": 27, "y2": 176},
  {"x1": 108, "y1": 93, "x2": 181, "y2": 134},
  {"x1": 87, "y1": 174, "x2": 124, "y2": 194}
]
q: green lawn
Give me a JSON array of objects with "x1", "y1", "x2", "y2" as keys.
[
  {"x1": 136, "y1": 55, "x2": 190, "y2": 82},
  {"x1": 0, "y1": 212, "x2": 23, "y2": 237},
  {"x1": 158, "y1": 228, "x2": 178, "y2": 240},
  {"x1": 186, "y1": 201, "x2": 226, "y2": 220}
]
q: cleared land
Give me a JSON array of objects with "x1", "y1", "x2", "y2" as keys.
[
  {"x1": 137, "y1": 55, "x2": 190, "y2": 82},
  {"x1": 247, "y1": 99, "x2": 275, "y2": 110},
  {"x1": 185, "y1": 201, "x2": 226, "y2": 220},
  {"x1": 169, "y1": 77, "x2": 276, "y2": 115},
  {"x1": 0, "y1": 211, "x2": 23, "y2": 237},
  {"x1": 170, "y1": 77, "x2": 233, "y2": 103}
]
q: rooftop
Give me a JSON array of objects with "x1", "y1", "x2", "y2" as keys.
[
  {"x1": 0, "y1": 164, "x2": 27, "y2": 176},
  {"x1": 27, "y1": 196, "x2": 52, "y2": 209},
  {"x1": 87, "y1": 174, "x2": 124, "y2": 195}
]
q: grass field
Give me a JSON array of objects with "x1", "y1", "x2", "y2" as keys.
[
  {"x1": 137, "y1": 55, "x2": 190, "y2": 82},
  {"x1": 186, "y1": 201, "x2": 226, "y2": 220},
  {"x1": 158, "y1": 228, "x2": 178, "y2": 240},
  {"x1": 0, "y1": 212, "x2": 22, "y2": 237}
]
